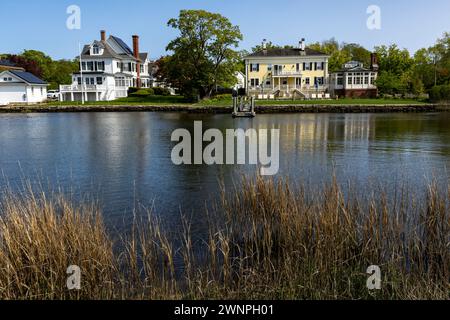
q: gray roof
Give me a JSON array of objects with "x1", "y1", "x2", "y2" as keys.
[
  {"x1": 0, "y1": 60, "x2": 17, "y2": 67},
  {"x1": 110, "y1": 36, "x2": 134, "y2": 55},
  {"x1": 246, "y1": 48, "x2": 328, "y2": 58},
  {"x1": 9, "y1": 70, "x2": 47, "y2": 85},
  {"x1": 139, "y1": 53, "x2": 148, "y2": 61},
  {"x1": 80, "y1": 40, "x2": 131, "y2": 60},
  {"x1": 80, "y1": 36, "x2": 149, "y2": 62},
  {"x1": 335, "y1": 66, "x2": 373, "y2": 73}
]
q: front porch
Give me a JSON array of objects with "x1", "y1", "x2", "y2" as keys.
[
  {"x1": 59, "y1": 85, "x2": 128, "y2": 102},
  {"x1": 248, "y1": 76, "x2": 328, "y2": 99}
]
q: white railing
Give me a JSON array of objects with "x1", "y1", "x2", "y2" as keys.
[
  {"x1": 60, "y1": 85, "x2": 105, "y2": 91},
  {"x1": 248, "y1": 85, "x2": 302, "y2": 92},
  {"x1": 60, "y1": 85, "x2": 128, "y2": 92},
  {"x1": 272, "y1": 70, "x2": 303, "y2": 77},
  {"x1": 248, "y1": 85, "x2": 328, "y2": 93}
]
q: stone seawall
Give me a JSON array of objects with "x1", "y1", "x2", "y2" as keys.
[{"x1": 1, "y1": 104, "x2": 449, "y2": 114}]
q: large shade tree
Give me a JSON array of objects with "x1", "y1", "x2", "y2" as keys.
[
  {"x1": 2, "y1": 50, "x2": 78, "y2": 90},
  {"x1": 162, "y1": 10, "x2": 243, "y2": 100}
]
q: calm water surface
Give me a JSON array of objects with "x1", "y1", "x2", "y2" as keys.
[{"x1": 0, "y1": 112, "x2": 449, "y2": 232}]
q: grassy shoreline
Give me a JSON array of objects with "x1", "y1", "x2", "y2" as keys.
[
  {"x1": 2, "y1": 94, "x2": 448, "y2": 114},
  {"x1": 40, "y1": 97, "x2": 430, "y2": 107},
  {"x1": 0, "y1": 99, "x2": 446, "y2": 114},
  {"x1": 0, "y1": 176, "x2": 448, "y2": 300}
]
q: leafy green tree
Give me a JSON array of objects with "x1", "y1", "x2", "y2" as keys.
[
  {"x1": 236, "y1": 50, "x2": 249, "y2": 74},
  {"x1": 309, "y1": 39, "x2": 371, "y2": 72},
  {"x1": 430, "y1": 32, "x2": 450, "y2": 85},
  {"x1": 375, "y1": 45, "x2": 414, "y2": 76},
  {"x1": 4, "y1": 50, "x2": 78, "y2": 89},
  {"x1": 163, "y1": 10, "x2": 243, "y2": 100},
  {"x1": 342, "y1": 43, "x2": 372, "y2": 67},
  {"x1": 413, "y1": 48, "x2": 437, "y2": 90},
  {"x1": 309, "y1": 39, "x2": 349, "y2": 72},
  {"x1": 4, "y1": 54, "x2": 43, "y2": 77},
  {"x1": 374, "y1": 45, "x2": 417, "y2": 95}
]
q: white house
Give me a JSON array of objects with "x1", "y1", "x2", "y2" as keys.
[
  {"x1": 0, "y1": 70, "x2": 48, "y2": 105},
  {"x1": 60, "y1": 30, "x2": 154, "y2": 102},
  {"x1": 329, "y1": 54, "x2": 379, "y2": 98},
  {"x1": 233, "y1": 71, "x2": 245, "y2": 90}
]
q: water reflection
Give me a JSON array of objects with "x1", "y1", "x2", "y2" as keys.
[{"x1": 0, "y1": 112, "x2": 449, "y2": 230}]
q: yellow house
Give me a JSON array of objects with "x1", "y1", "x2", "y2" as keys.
[{"x1": 244, "y1": 39, "x2": 330, "y2": 99}]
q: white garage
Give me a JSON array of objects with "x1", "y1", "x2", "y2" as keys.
[{"x1": 0, "y1": 70, "x2": 48, "y2": 105}]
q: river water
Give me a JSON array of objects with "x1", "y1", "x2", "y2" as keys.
[{"x1": 0, "y1": 112, "x2": 449, "y2": 232}]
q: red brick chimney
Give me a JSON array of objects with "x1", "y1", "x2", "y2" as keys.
[
  {"x1": 100, "y1": 30, "x2": 106, "y2": 42},
  {"x1": 132, "y1": 35, "x2": 141, "y2": 88}
]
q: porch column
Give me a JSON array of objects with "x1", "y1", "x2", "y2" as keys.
[{"x1": 70, "y1": 92, "x2": 74, "y2": 102}]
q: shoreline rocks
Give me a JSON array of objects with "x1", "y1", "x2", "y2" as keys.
[{"x1": 1, "y1": 103, "x2": 449, "y2": 114}]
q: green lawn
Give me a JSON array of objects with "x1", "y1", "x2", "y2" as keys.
[
  {"x1": 47, "y1": 95, "x2": 189, "y2": 106},
  {"x1": 46, "y1": 95, "x2": 429, "y2": 107},
  {"x1": 197, "y1": 97, "x2": 429, "y2": 107}
]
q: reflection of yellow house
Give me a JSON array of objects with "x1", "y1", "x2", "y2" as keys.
[{"x1": 244, "y1": 39, "x2": 330, "y2": 99}]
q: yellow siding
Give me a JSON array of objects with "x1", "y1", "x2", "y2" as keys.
[{"x1": 246, "y1": 58, "x2": 329, "y2": 89}]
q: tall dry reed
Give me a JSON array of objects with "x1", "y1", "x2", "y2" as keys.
[{"x1": 0, "y1": 176, "x2": 448, "y2": 300}]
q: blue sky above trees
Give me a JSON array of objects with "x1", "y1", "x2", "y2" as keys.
[{"x1": 1, "y1": 0, "x2": 450, "y2": 60}]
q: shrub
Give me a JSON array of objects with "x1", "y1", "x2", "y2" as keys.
[
  {"x1": 429, "y1": 85, "x2": 450, "y2": 102},
  {"x1": 129, "y1": 88, "x2": 155, "y2": 97},
  {"x1": 127, "y1": 87, "x2": 139, "y2": 95},
  {"x1": 153, "y1": 87, "x2": 171, "y2": 96}
]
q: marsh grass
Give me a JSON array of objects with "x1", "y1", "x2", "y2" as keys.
[{"x1": 0, "y1": 176, "x2": 448, "y2": 300}]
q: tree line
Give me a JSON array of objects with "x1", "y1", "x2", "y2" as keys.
[
  {"x1": 156, "y1": 11, "x2": 450, "y2": 101},
  {"x1": 3, "y1": 10, "x2": 450, "y2": 101},
  {"x1": 0, "y1": 50, "x2": 79, "y2": 90}
]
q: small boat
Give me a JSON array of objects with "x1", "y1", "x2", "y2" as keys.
[{"x1": 232, "y1": 96, "x2": 256, "y2": 118}]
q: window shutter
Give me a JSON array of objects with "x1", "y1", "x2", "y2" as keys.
[
  {"x1": 303, "y1": 63, "x2": 306, "y2": 71},
  {"x1": 314, "y1": 62, "x2": 317, "y2": 70},
  {"x1": 250, "y1": 64, "x2": 253, "y2": 72},
  {"x1": 257, "y1": 64, "x2": 260, "y2": 72}
]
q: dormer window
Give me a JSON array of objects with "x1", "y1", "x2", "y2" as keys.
[{"x1": 92, "y1": 45, "x2": 100, "y2": 55}]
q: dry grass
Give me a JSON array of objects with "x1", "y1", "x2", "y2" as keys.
[{"x1": 0, "y1": 176, "x2": 448, "y2": 300}]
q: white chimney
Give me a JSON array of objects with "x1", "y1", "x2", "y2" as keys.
[{"x1": 299, "y1": 38, "x2": 306, "y2": 51}]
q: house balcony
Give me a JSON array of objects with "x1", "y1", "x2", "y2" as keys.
[
  {"x1": 248, "y1": 84, "x2": 327, "y2": 93},
  {"x1": 248, "y1": 84, "x2": 328, "y2": 99},
  {"x1": 59, "y1": 84, "x2": 129, "y2": 102},
  {"x1": 272, "y1": 70, "x2": 303, "y2": 77},
  {"x1": 60, "y1": 85, "x2": 128, "y2": 92}
]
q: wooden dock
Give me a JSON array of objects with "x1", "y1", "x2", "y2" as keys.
[{"x1": 232, "y1": 97, "x2": 256, "y2": 118}]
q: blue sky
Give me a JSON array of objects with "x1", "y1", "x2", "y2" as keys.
[{"x1": 2, "y1": 0, "x2": 450, "y2": 60}]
